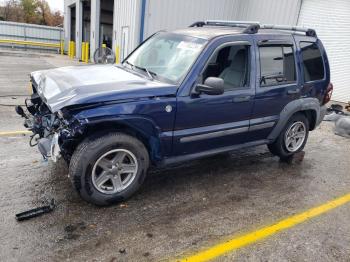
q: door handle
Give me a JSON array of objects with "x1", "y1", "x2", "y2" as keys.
[
  {"x1": 287, "y1": 88, "x2": 300, "y2": 95},
  {"x1": 233, "y1": 95, "x2": 251, "y2": 103}
]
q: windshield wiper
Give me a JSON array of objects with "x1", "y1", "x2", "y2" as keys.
[
  {"x1": 124, "y1": 61, "x2": 156, "y2": 80},
  {"x1": 124, "y1": 60, "x2": 135, "y2": 70},
  {"x1": 135, "y1": 65, "x2": 157, "y2": 80}
]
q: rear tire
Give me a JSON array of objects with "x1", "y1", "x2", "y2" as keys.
[
  {"x1": 69, "y1": 132, "x2": 149, "y2": 206},
  {"x1": 268, "y1": 113, "x2": 309, "y2": 160}
]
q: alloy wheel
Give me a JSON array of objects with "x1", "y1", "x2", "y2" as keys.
[
  {"x1": 284, "y1": 121, "x2": 307, "y2": 152},
  {"x1": 92, "y1": 149, "x2": 138, "y2": 194}
]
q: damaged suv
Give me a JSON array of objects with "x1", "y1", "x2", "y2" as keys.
[{"x1": 16, "y1": 21, "x2": 332, "y2": 206}]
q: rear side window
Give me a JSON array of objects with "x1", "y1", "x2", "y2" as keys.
[
  {"x1": 300, "y1": 42, "x2": 324, "y2": 82},
  {"x1": 259, "y1": 46, "x2": 296, "y2": 86}
]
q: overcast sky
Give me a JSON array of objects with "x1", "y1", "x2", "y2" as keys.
[
  {"x1": 0, "y1": 0, "x2": 64, "y2": 12},
  {"x1": 46, "y1": 0, "x2": 64, "y2": 12}
]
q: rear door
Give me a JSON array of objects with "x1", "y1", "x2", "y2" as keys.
[
  {"x1": 173, "y1": 35, "x2": 256, "y2": 156},
  {"x1": 250, "y1": 35, "x2": 300, "y2": 140}
]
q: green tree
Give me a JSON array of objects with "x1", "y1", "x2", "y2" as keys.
[
  {"x1": 20, "y1": 0, "x2": 39, "y2": 24},
  {"x1": 0, "y1": 0, "x2": 63, "y2": 26},
  {"x1": 36, "y1": 0, "x2": 50, "y2": 25}
]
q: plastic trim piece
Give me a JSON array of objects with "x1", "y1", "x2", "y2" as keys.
[
  {"x1": 161, "y1": 139, "x2": 269, "y2": 166},
  {"x1": 180, "y1": 126, "x2": 248, "y2": 143},
  {"x1": 268, "y1": 98, "x2": 321, "y2": 141}
]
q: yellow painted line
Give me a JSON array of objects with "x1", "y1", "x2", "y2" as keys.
[
  {"x1": 0, "y1": 130, "x2": 31, "y2": 136},
  {"x1": 177, "y1": 193, "x2": 350, "y2": 262}
]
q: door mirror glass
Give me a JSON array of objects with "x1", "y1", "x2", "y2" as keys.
[{"x1": 195, "y1": 77, "x2": 224, "y2": 95}]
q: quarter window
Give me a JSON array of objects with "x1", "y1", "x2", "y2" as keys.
[
  {"x1": 259, "y1": 46, "x2": 296, "y2": 86},
  {"x1": 300, "y1": 42, "x2": 324, "y2": 82}
]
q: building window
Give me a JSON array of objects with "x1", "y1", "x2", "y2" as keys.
[
  {"x1": 300, "y1": 42, "x2": 325, "y2": 82},
  {"x1": 259, "y1": 46, "x2": 296, "y2": 87}
]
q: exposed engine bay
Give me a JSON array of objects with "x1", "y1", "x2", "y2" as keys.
[{"x1": 16, "y1": 82, "x2": 85, "y2": 162}]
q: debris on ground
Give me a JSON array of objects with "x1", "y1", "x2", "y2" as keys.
[
  {"x1": 119, "y1": 248, "x2": 126, "y2": 254},
  {"x1": 345, "y1": 102, "x2": 350, "y2": 112},
  {"x1": 334, "y1": 117, "x2": 350, "y2": 138},
  {"x1": 15, "y1": 199, "x2": 55, "y2": 221},
  {"x1": 143, "y1": 252, "x2": 150, "y2": 257},
  {"x1": 323, "y1": 104, "x2": 350, "y2": 138},
  {"x1": 63, "y1": 222, "x2": 86, "y2": 240},
  {"x1": 324, "y1": 104, "x2": 348, "y2": 121}
]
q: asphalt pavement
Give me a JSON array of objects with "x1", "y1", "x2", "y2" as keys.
[{"x1": 0, "y1": 51, "x2": 349, "y2": 262}]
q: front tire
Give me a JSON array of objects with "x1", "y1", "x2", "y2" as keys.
[
  {"x1": 268, "y1": 113, "x2": 309, "y2": 160},
  {"x1": 69, "y1": 132, "x2": 149, "y2": 206}
]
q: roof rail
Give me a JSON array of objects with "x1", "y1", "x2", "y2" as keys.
[
  {"x1": 260, "y1": 24, "x2": 317, "y2": 37},
  {"x1": 189, "y1": 20, "x2": 260, "y2": 34},
  {"x1": 189, "y1": 20, "x2": 317, "y2": 37}
]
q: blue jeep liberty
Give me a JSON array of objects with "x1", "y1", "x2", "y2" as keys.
[{"x1": 17, "y1": 21, "x2": 332, "y2": 205}]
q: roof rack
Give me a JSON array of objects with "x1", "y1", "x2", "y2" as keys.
[
  {"x1": 189, "y1": 20, "x2": 317, "y2": 37},
  {"x1": 190, "y1": 20, "x2": 260, "y2": 34},
  {"x1": 260, "y1": 24, "x2": 317, "y2": 37}
]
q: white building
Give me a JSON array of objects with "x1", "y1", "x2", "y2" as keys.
[{"x1": 64, "y1": 0, "x2": 350, "y2": 103}]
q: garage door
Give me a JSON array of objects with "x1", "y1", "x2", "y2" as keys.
[{"x1": 298, "y1": 0, "x2": 350, "y2": 103}]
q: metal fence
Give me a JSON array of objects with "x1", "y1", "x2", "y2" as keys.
[{"x1": 0, "y1": 21, "x2": 64, "y2": 53}]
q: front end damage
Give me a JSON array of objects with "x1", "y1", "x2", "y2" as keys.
[
  {"x1": 16, "y1": 86, "x2": 85, "y2": 162},
  {"x1": 16, "y1": 65, "x2": 177, "y2": 164}
]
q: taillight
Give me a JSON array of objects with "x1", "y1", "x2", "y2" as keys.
[{"x1": 323, "y1": 82, "x2": 333, "y2": 105}]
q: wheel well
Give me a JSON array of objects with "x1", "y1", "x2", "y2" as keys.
[
  {"x1": 89, "y1": 122, "x2": 155, "y2": 158},
  {"x1": 64, "y1": 121, "x2": 158, "y2": 165},
  {"x1": 300, "y1": 110, "x2": 317, "y2": 130}
]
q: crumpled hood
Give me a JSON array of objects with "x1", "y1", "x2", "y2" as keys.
[{"x1": 31, "y1": 64, "x2": 177, "y2": 112}]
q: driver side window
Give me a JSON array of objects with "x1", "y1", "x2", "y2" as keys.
[{"x1": 202, "y1": 44, "x2": 250, "y2": 90}]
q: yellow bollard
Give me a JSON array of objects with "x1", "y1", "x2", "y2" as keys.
[
  {"x1": 115, "y1": 45, "x2": 120, "y2": 64},
  {"x1": 71, "y1": 41, "x2": 74, "y2": 58},
  {"x1": 72, "y1": 41, "x2": 76, "y2": 58},
  {"x1": 69, "y1": 41, "x2": 74, "y2": 59},
  {"x1": 82, "y1": 42, "x2": 86, "y2": 62},
  {"x1": 68, "y1": 41, "x2": 71, "y2": 58},
  {"x1": 60, "y1": 41, "x2": 64, "y2": 55},
  {"x1": 85, "y1": 42, "x2": 89, "y2": 63}
]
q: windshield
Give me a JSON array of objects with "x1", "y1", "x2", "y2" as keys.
[{"x1": 124, "y1": 32, "x2": 207, "y2": 84}]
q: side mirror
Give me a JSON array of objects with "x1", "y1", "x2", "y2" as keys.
[{"x1": 195, "y1": 77, "x2": 224, "y2": 95}]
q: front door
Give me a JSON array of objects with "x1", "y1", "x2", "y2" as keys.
[{"x1": 173, "y1": 37, "x2": 256, "y2": 156}]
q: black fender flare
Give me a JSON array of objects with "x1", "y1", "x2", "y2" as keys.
[{"x1": 268, "y1": 98, "x2": 325, "y2": 141}]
